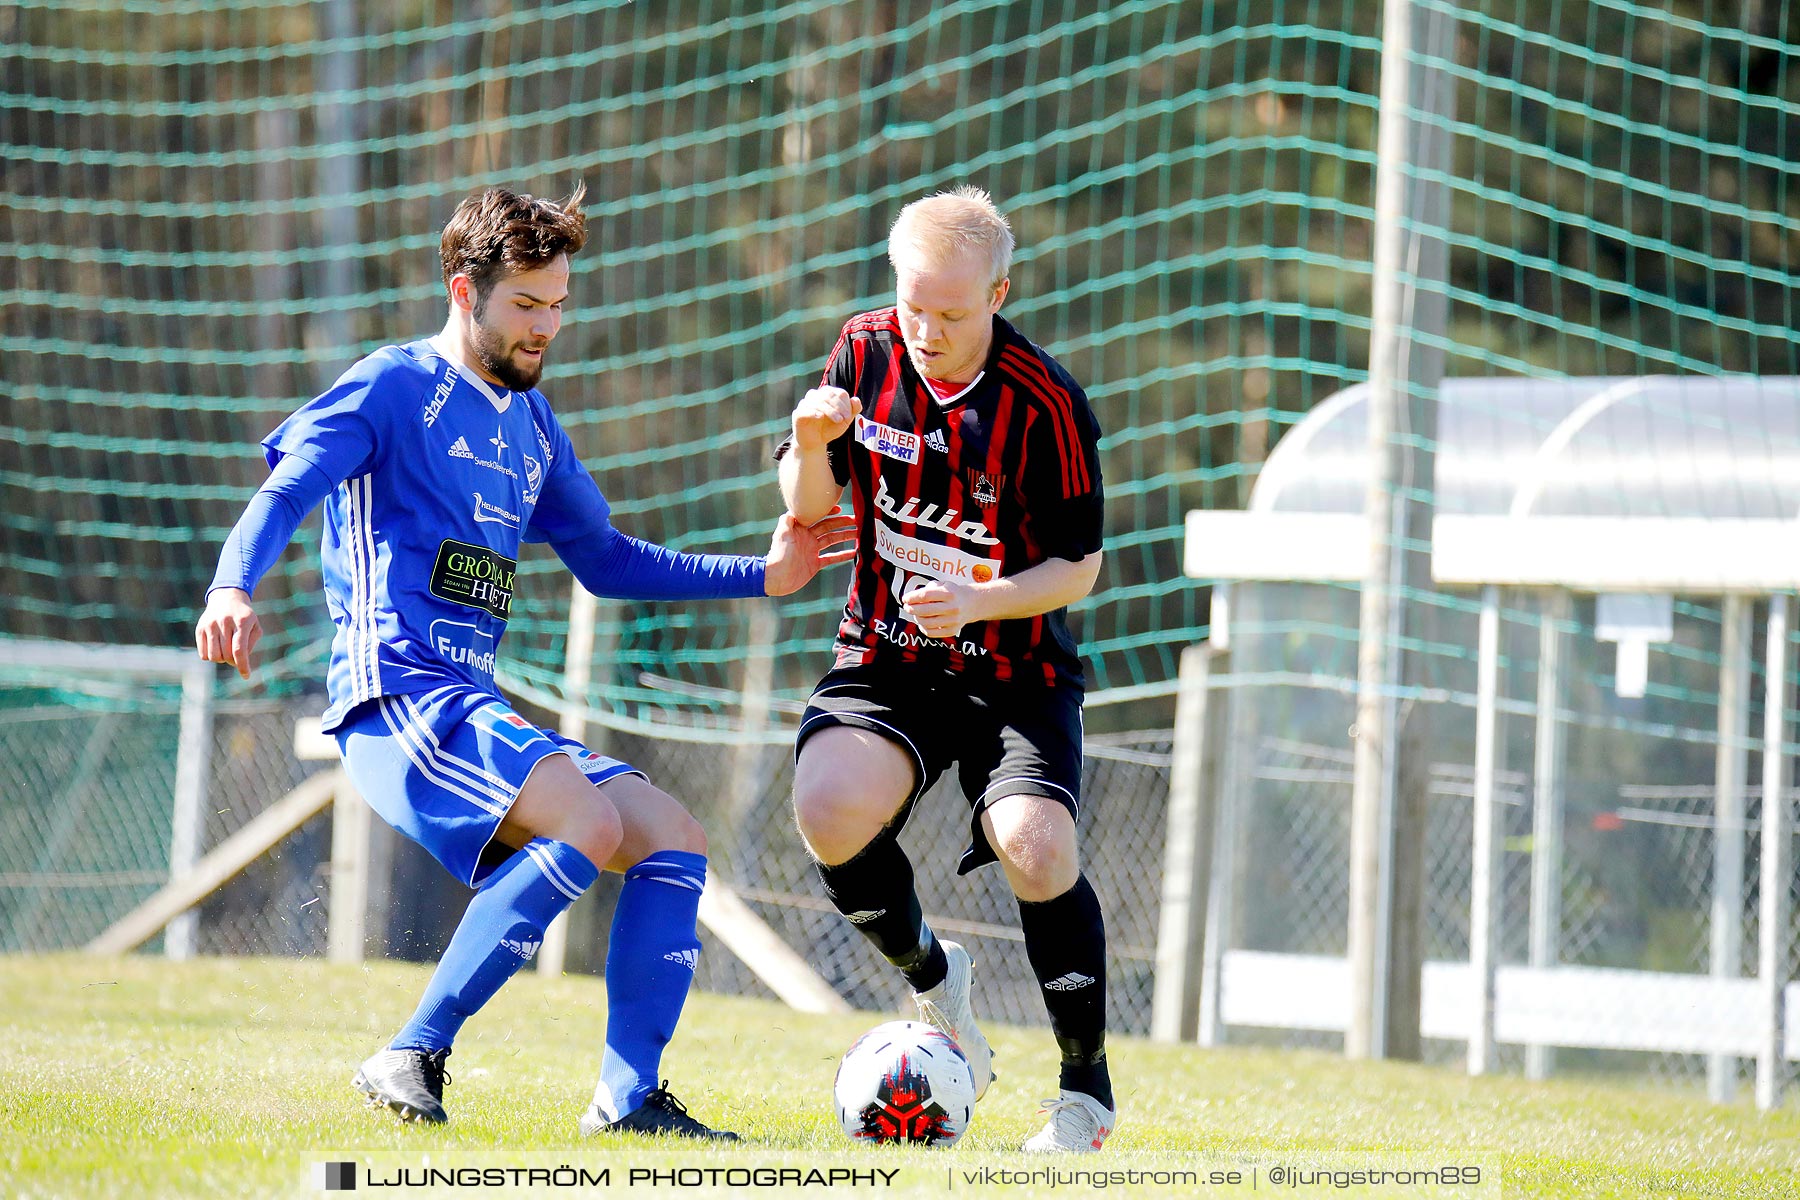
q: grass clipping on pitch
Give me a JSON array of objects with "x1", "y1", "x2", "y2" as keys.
[{"x1": 1, "y1": 954, "x2": 1797, "y2": 1198}]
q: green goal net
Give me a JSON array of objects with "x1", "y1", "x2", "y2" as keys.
[{"x1": 3, "y1": 0, "x2": 1794, "y2": 730}]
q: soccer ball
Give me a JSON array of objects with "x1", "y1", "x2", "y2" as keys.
[{"x1": 833, "y1": 1019, "x2": 976, "y2": 1147}]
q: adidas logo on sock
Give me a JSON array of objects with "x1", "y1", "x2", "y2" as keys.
[
  {"x1": 663, "y1": 948, "x2": 699, "y2": 969},
  {"x1": 1044, "y1": 972, "x2": 1096, "y2": 991},
  {"x1": 448, "y1": 436, "x2": 475, "y2": 459},
  {"x1": 501, "y1": 936, "x2": 541, "y2": 960},
  {"x1": 843, "y1": 909, "x2": 886, "y2": 925}
]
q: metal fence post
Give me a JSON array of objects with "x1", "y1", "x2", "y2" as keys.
[
  {"x1": 1710, "y1": 595, "x2": 1753, "y2": 1101},
  {"x1": 1153, "y1": 642, "x2": 1224, "y2": 1041},
  {"x1": 1348, "y1": 0, "x2": 1456, "y2": 1060},
  {"x1": 167, "y1": 659, "x2": 216, "y2": 960},
  {"x1": 1756, "y1": 593, "x2": 1792, "y2": 1111},
  {"x1": 1468, "y1": 586, "x2": 1503, "y2": 1074},
  {"x1": 1526, "y1": 591, "x2": 1568, "y2": 1079}
]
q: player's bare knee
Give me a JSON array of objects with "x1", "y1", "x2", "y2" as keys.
[
  {"x1": 791, "y1": 785, "x2": 871, "y2": 865},
  {"x1": 998, "y1": 825, "x2": 1079, "y2": 901},
  {"x1": 565, "y1": 798, "x2": 624, "y2": 867},
  {"x1": 664, "y1": 807, "x2": 707, "y2": 856}
]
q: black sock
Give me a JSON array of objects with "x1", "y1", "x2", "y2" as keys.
[
  {"x1": 1019, "y1": 873, "x2": 1112, "y2": 1110},
  {"x1": 816, "y1": 836, "x2": 947, "y2": 991}
]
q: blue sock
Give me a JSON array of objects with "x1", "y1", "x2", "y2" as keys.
[
  {"x1": 591, "y1": 850, "x2": 706, "y2": 1121},
  {"x1": 390, "y1": 838, "x2": 598, "y2": 1053}
]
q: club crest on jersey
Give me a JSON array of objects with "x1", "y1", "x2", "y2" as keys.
[
  {"x1": 522, "y1": 453, "x2": 542, "y2": 504},
  {"x1": 966, "y1": 470, "x2": 1002, "y2": 508},
  {"x1": 855, "y1": 415, "x2": 921, "y2": 464}
]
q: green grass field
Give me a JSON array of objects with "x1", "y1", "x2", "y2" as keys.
[{"x1": 2, "y1": 954, "x2": 1796, "y2": 1198}]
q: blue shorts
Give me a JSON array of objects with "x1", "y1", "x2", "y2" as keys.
[{"x1": 335, "y1": 684, "x2": 642, "y2": 888}]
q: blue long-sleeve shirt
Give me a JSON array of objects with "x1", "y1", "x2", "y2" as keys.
[{"x1": 209, "y1": 337, "x2": 764, "y2": 729}]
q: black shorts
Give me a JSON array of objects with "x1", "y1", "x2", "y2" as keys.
[{"x1": 796, "y1": 661, "x2": 1084, "y2": 875}]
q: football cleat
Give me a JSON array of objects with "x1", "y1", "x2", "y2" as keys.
[
  {"x1": 352, "y1": 1047, "x2": 452, "y2": 1124},
  {"x1": 579, "y1": 1081, "x2": 741, "y2": 1141},
  {"x1": 912, "y1": 940, "x2": 994, "y2": 1100},
  {"x1": 1023, "y1": 1088, "x2": 1115, "y2": 1153}
]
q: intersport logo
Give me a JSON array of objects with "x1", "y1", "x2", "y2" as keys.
[{"x1": 855, "y1": 415, "x2": 921, "y2": 464}]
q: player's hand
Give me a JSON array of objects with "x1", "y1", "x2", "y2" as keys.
[
  {"x1": 791, "y1": 386, "x2": 861, "y2": 450},
  {"x1": 901, "y1": 577, "x2": 985, "y2": 640},
  {"x1": 764, "y1": 508, "x2": 859, "y2": 596},
  {"x1": 195, "y1": 587, "x2": 261, "y2": 681}
]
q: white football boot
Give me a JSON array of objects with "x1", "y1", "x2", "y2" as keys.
[
  {"x1": 912, "y1": 940, "x2": 995, "y2": 1100},
  {"x1": 1023, "y1": 1088, "x2": 1115, "y2": 1153}
]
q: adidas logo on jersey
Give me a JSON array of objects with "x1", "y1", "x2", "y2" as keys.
[
  {"x1": 924, "y1": 429, "x2": 948, "y2": 453},
  {"x1": 843, "y1": 909, "x2": 887, "y2": 925},
  {"x1": 448, "y1": 436, "x2": 475, "y2": 459},
  {"x1": 1043, "y1": 972, "x2": 1096, "y2": 992},
  {"x1": 663, "y1": 948, "x2": 700, "y2": 969},
  {"x1": 501, "y1": 936, "x2": 541, "y2": 961}
]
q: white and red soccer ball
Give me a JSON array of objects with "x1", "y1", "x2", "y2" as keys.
[{"x1": 833, "y1": 1020, "x2": 976, "y2": 1147}]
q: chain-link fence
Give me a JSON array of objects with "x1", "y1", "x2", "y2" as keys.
[
  {"x1": 1209, "y1": 584, "x2": 1800, "y2": 1094},
  {"x1": 0, "y1": 678, "x2": 333, "y2": 957},
  {"x1": 1, "y1": 663, "x2": 1171, "y2": 1036},
  {"x1": 0, "y1": 683, "x2": 184, "y2": 952},
  {"x1": 688, "y1": 728, "x2": 1171, "y2": 1034}
]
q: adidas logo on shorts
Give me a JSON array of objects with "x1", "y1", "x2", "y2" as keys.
[
  {"x1": 663, "y1": 948, "x2": 699, "y2": 969},
  {"x1": 1043, "y1": 972, "x2": 1096, "y2": 992},
  {"x1": 844, "y1": 909, "x2": 886, "y2": 925},
  {"x1": 448, "y1": 436, "x2": 475, "y2": 459},
  {"x1": 501, "y1": 937, "x2": 541, "y2": 960}
]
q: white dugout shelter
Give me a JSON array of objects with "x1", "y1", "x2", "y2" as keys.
[{"x1": 1167, "y1": 375, "x2": 1800, "y2": 1110}]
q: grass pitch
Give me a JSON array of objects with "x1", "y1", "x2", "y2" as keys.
[{"x1": 1, "y1": 953, "x2": 1796, "y2": 1198}]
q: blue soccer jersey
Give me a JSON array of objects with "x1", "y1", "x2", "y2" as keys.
[{"x1": 226, "y1": 337, "x2": 763, "y2": 731}]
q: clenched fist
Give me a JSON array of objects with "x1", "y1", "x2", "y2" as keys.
[{"x1": 791, "y1": 386, "x2": 862, "y2": 450}]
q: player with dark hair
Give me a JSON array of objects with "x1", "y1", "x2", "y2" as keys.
[
  {"x1": 777, "y1": 187, "x2": 1114, "y2": 1152},
  {"x1": 196, "y1": 183, "x2": 854, "y2": 1138}
]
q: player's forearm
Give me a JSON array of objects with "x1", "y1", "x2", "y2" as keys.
[
  {"x1": 968, "y1": 551, "x2": 1102, "y2": 622},
  {"x1": 555, "y1": 525, "x2": 766, "y2": 600},
  {"x1": 779, "y1": 447, "x2": 843, "y2": 525},
  {"x1": 207, "y1": 454, "x2": 332, "y2": 597}
]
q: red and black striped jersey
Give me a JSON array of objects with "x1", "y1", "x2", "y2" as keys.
[{"x1": 790, "y1": 308, "x2": 1103, "y2": 688}]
